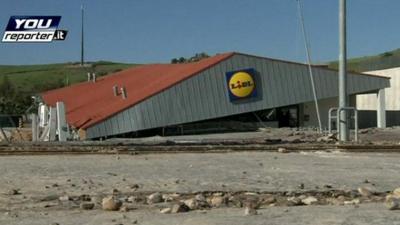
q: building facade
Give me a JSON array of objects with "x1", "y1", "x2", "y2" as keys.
[
  {"x1": 357, "y1": 67, "x2": 400, "y2": 128},
  {"x1": 42, "y1": 53, "x2": 390, "y2": 140}
]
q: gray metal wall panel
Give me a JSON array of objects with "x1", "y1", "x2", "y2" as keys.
[{"x1": 87, "y1": 54, "x2": 390, "y2": 138}]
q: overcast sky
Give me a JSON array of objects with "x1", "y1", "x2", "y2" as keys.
[{"x1": 0, "y1": 0, "x2": 399, "y2": 65}]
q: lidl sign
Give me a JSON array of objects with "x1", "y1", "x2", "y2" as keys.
[{"x1": 226, "y1": 68, "x2": 257, "y2": 101}]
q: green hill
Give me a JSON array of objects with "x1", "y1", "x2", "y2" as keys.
[
  {"x1": 328, "y1": 48, "x2": 400, "y2": 72},
  {"x1": 0, "y1": 61, "x2": 138, "y2": 114},
  {"x1": 0, "y1": 61, "x2": 137, "y2": 94}
]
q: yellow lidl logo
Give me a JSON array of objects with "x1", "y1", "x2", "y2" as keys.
[{"x1": 226, "y1": 69, "x2": 257, "y2": 101}]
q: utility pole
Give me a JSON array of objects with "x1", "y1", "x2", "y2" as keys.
[
  {"x1": 339, "y1": 0, "x2": 349, "y2": 141},
  {"x1": 80, "y1": 4, "x2": 85, "y2": 66}
]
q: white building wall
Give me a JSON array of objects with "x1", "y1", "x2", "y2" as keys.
[
  {"x1": 303, "y1": 98, "x2": 336, "y2": 129},
  {"x1": 357, "y1": 67, "x2": 400, "y2": 110},
  {"x1": 302, "y1": 96, "x2": 356, "y2": 130}
]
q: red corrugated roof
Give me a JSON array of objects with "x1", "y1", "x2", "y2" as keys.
[{"x1": 42, "y1": 52, "x2": 235, "y2": 129}]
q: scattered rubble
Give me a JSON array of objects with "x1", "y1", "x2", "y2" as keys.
[
  {"x1": 344, "y1": 199, "x2": 360, "y2": 205},
  {"x1": 302, "y1": 196, "x2": 318, "y2": 205},
  {"x1": 385, "y1": 195, "x2": 400, "y2": 210},
  {"x1": 195, "y1": 193, "x2": 206, "y2": 202},
  {"x1": 127, "y1": 196, "x2": 138, "y2": 203},
  {"x1": 287, "y1": 197, "x2": 303, "y2": 206},
  {"x1": 358, "y1": 187, "x2": 373, "y2": 197},
  {"x1": 261, "y1": 195, "x2": 276, "y2": 205},
  {"x1": 385, "y1": 188, "x2": 400, "y2": 210},
  {"x1": 244, "y1": 206, "x2": 258, "y2": 216},
  {"x1": 8, "y1": 189, "x2": 20, "y2": 195},
  {"x1": 59, "y1": 195, "x2": 71, "y2": 201},
  {"x1": 162, "y1": 193, "x2": 180, "y2": 202},
  {"x1": 393, "y1": 188, "x2": 400, "y2": 198},
  {"x1": 183, "y1": 199, "x2": 199, "y2": 210},
  {"x1": 160, "y1": 207, "x2": 171, "y2": 214},
  {"x1": 317, "y1": 134, "x2": 337, "y2": 143},
  {"x1": 277, "y1": 147, "x2": 289, "y2": 153},
  {"x1": 80, "y1": 202, "x2": 95, "y2": 210},
  {"x1": 209, "y1": 196, "x2": 227, "y2": 207},
  {"x1": 171, "y1": 202, "x2": 190, "y2": 213},
  {"x1": 119, "y1": 206, "x2": 129, "y2": 212}
]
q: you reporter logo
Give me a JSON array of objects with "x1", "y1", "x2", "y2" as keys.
[{"x1": 2, "y1": 16, "x2": 68, "y2": 42}]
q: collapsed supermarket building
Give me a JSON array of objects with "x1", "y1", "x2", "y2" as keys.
[{"x1": 40, "y1": 52, "x2": 390, "y2": 140}]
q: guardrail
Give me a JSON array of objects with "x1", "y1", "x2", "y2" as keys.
[{"x1": 328, "y1": 107, "x2": 358, "y2": 142}]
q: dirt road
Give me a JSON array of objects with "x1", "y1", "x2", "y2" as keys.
[{"x1": 0, "y1": 151, "x2": 400, "y2": 224}]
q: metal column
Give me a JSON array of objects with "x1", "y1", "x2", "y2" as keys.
[{"x1": 339, "y1": 0, "x2": 349, "y2": 141}]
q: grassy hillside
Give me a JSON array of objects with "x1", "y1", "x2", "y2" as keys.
[
  {"x1": 0, "y1": 61, "x2": 137, "y2": 95},
  {"x1": 0, "y1": 61, "x2": 138, "y2": 114},
  {"x1": 328, "y1": 48, "x2": 400, "y2": 72}
]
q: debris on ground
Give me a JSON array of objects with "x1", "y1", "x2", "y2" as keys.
[
  {"x1": 80, "y1": 202, "x2": 95, "y2": 210},
  {"x1": 358, "y1": 187, "x2": 373, "y2": 197},
  {"x1": 102, "y1": 196, "x2": 123, "y2": 211},
  {"x1": 147, "y1": 192, "x2": 163, "y2": 204},
  {"x1": 171, "y1": 202, "x2": 190, "y2": 213},
  {"x1": 209, "y1": 196, "x2": 227, "y2": 207},
  {"x1": 277, "y1": 147, "x2": 289, "y2": 153},
  {"x1": 385, "y1": 188, "x2": 400, "y2": 210},
  {"x1": 244, "y1": 206, "x2": 258, "y2": 216},
  {"x1": 160, "y1": 207, "x2": 171, "y2": 214},
  {"x1": 301, "y1": 196, "x2": 318, "y2": 205}
]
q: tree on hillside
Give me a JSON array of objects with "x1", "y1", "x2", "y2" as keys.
[
  {"x1": 0, "y1": 75, "x2": 15, "y2": 97},
  {"x1": 0, "y1": 75, "x2": 32, "y2": 114},
  {"x1": 170, "y1": 52, "x2": 210, "y2": 64}
]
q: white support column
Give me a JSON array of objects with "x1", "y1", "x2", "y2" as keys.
[
  {"x1": 377, "y1": 89, "x2": 386, "y2": 128},
  {"x1": 31, "y1": 114, "x2": 38, "y2": 141},
  {"x1": 48, "y1": 107, "x2": 57, "y2": 141},
  {"x1": 56, "y1": 102, "x2": 68, "y2": 141}
]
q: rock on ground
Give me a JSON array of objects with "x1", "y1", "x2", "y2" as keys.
[
  {"x1": 244, "y1": 206, "x2": 258, "y2": 216},
  {"x1": 183, "y1": 199, "x2": 199, "y2": 210},
  {"x1": 358, "y1": 187, "x2": 373, "y2": 197},
  {"x1": 385, "y1": 197, "x2": 400, "y2": 210},
  {"x1": 302, "y1": 196, "x2": 318, "y2": 205},
  {"x1": 147, "y1": 192, "x2": 163, "y2": 204},
  {"x1": 171, "y1": 203, "x2": 190, "y2": 213},
  {"x1": 80, "y1": 202, "x2": 95, "y2": 210},
  {"x1": 393, "y1": 188, "x2": 400, "y2": 198},
  {"x1": 278, "y1": 148, "x2": 289, "y2": 153},
  {"x1": 160, "y1": 208, "x2": 171, "y2": 214},
  {"x1": 102, "y1": 196, "x2": 122, "y2": 211},
  {"x1": 209, "y1": 196, "x2": 227, "y2": 207}
]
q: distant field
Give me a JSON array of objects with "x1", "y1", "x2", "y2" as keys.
[
  {"x1": 0, "y1": 61, "x2": 138, "y2": 95},
  {"x1": 328, "y1": 48, "x2": 400, "y2": 72}
]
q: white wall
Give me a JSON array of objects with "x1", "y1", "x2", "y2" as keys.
[
  {"x1": 357, "y1": 67, "x2": 400, "y2": 110},
  {"x1": 302, "y1": 96, "x2": 356, "y2": 130}
]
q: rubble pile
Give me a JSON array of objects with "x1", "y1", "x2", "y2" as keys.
[{"x1": 3, "y1": 187, "x2": 393, "y2": 215}]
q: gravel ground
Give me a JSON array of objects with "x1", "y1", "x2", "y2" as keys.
[
  {"x1": 0, "y1": 152, "x2": 399, "y2": 194},
  {"x1": 1, "y1": 204, "x2": 400, "y2": 225},
  {"x1": 1, "y1": 151, "x2": 400, "y2": 224}
]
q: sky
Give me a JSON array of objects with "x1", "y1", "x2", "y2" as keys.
[{"x1": 0, "y1": 0, "x2": 399, "y2": 65}]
